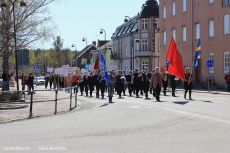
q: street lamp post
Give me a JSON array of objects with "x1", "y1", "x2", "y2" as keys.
[
  {"x1": 82, "y1": 37, "x2": 87, "y2": 46},
  {"x1": 132, "y1": 36, "x2": 139, "y2": 70},
  {"x1": 100, "y1": 29, "x2": 106, "y2": 61},
  {"x1": 1, "y1": 0, "x2": 26, "y2": 91},
  {"x1": 71, "y1": 44, "x2": 77, "y2": 66},
  {"x1": 124, "y1": 16, "x2": 133, "y2": 70}
]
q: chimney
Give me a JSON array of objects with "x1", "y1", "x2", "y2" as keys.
[{"x1": 92, "y1": 41, "x2": 96, "y2": 46}]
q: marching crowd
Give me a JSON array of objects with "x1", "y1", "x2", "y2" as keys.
[{"x1": 22, "y1": 67, "x2": 192, "y2": 103}]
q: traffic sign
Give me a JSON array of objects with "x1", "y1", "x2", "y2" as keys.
[
  {"x1": 33, "y1": 66, "x2": 39, "y2": 71},
  {"x1": 85, "y1": 64, "x2": 89, "y2": 69},
  {"x1": 206, "y1": 60, "x2": 213, "y2": 67},
  {"x1": 165, "y1": 60, "x2": 170, "y2": 65}
]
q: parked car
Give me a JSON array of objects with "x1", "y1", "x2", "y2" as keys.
[{"x1": 33, "y1": 77, "x2": 45, "y2": 85}]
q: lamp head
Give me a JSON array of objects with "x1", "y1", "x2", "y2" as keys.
[
  {"x1": 20, "y1": 1, "x2": 27, "y2": 7},
  {"x1": 82, "y1": 39, "x2": 85, "y2": 42},
  {"x1": 135, "y1": 39, "x2": 140, "y2": 43},
  {"x1": 100, "y1": 31, "x2": 103, "y2": 34},
  {"x1": 124, "y1": 18, "x2": 128, "y2": 22}
]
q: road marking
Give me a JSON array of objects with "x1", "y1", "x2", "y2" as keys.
[
  {"x1": 130, "y1": 106, "x2": 141, "y2": 108},
  {"x1": 153, "y1": 105, "x2": 230, "y2": 124}
]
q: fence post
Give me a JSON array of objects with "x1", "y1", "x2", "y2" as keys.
[
  {"x1": 75, "y1": 85, "x2": 77, "y2": 108},
  {"x1": 29, "y1": 92, "x2": 33, "y2": 117},
  {"x1": 70, "y1": 87, "x2": 72, "y2": 110},
  {"x1": 54, "y1": 88, "x2": 58, "y2": 114}
]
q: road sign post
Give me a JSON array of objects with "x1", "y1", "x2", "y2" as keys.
[{"x1": 206, "y1": 60, "x2": 214, "y2": 92}]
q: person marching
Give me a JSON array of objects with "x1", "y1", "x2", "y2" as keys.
[
  {"x1": 99, "y1": 71, "x2": 106, "y2": 99},
  {"x1": 72, "y1": 73, "x2": 78, "y2": 93},
  {"x1": 162, "y1": 69, "x2": 169, "y2": 96},
  {"x1": 44, "y1": 75, "x2": 49, "y2": 89},
  {"x1": 149, "y1": 69, "x2": 155, "y2": 95},
  {"x1": 107, "y1": 70, "x2": 116, "y2": 103},
  {"x1": 49, "y1": 74, "x2": 54, "y2": 89},
  {"x1": 28, "y1": 73, "x2": 35, "y2": 94},
  {"x1": 116, "y1": 70, "x2": 123, "y2": 98},
  {"x1": 170, "y1": 74, "x2": 177, "y2": 97},
  {"x1": 78, "y1": 73, "x2": 85, "y2": 96},
  {"x1": 122, "y1": 70, "x2": 126, "y2": 96},
  {"x1": 133, "y1": 68, "x2": 140, "y2": 98},
  {"x1": 225, "y1": 71, "x2": 230, "y2": 92},
  {"x1": 142, "y1": 67, "x2": 150, "y2": 99},
  {"x1": 66, "y1": 73, "x2": 72, "y2": 93},
  {"x1": 184, "y1": 67, "x2": 193, "y2": 100},
  {"x1": 94, "y1": 70, "x2": 100, "y2": 98},
  {"x1": 87, "y1": 72, "x2": 94, "y2": 97},
  {"x1": 125, "y1": 71, "x2": 133, "y2": 96},
  {"x1": 139, "y1": 71, "x2": 144, "y2": 95},
  {"x1": 83, "y1": 73, "x2": 89, "y2": 96},
  {"x1": 150, "y1": 67, "x2": 163, "y2": 101}
]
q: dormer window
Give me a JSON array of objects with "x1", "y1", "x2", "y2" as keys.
[{"x1": 142, "y1": 19, "x2": 148, "y2": 29}]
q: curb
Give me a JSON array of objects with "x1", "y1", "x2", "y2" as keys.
[
  {"x1": 0, "y1": 104, "x2": 28, "y2": 110},
  {"x1": 175, "y1": 88, "x2": 230, "y2": 95},
  {"x1": 0, "y1": 100, "x2": 26, "y2": 103}
]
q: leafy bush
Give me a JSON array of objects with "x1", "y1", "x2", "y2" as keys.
[{"x1": 0, "y1": 92, "x2": 22, "y2": 101}]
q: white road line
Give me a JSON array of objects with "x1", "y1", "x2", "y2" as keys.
[{"x1": 153, "y1": 105, "x2": 230, "y2": 124}]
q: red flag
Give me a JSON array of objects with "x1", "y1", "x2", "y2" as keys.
[
  {"x1": 94, "y1": 55, "x2": 99, "y2": 70},
  {"x1": 166, "y1": 38, "x2": 185, "y2": 80}
]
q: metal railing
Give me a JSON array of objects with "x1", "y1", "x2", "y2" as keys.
[{"x1": 0, "y1": 86, "x2": 78, "y2": 118}]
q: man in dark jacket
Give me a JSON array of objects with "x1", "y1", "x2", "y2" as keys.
[
  {"x1": 28, "y1": 73, "x2": 35, "y2": 94},
  {"x1": 88, "y1": 72, "x2": 94, "y2": 97}
]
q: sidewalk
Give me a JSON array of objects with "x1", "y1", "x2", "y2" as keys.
[
  {"x1": 175, "y1": 86, "x2": 230, "y2": 95},
  {"x1": 0, "y1": 83, "x2": 79, "y2": 124}
]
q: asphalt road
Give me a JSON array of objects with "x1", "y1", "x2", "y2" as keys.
[{"x1": 1, "y1": 89, "x2": 230, "y2": 153}]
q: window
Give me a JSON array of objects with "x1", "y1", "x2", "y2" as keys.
[
  {"x1": 162, "y1": 5, "x2": 166, "y2": 19},
  {"x1": 209, "y1": 20, "x2": 214, "y2": 37},
  {"x1": 141, "y1": 39, "x2": 148, "y2": 50},
  {"x1": 222, "y1": 0, "x2": 230, "y2": 7},
  {"x1": 142, "y1": 19, "x2": 148, "y2": 29},
  {"x1": 224, "y1": 14, "x2": 230, "y2": 35},
  {"x1": 114, "y1": 44, "x2": 117, "y2": 58},
  {"x1": 81, "y1": 58, "x2": 87, "y2": 65},
  {"x1": 209, "y1": 53, "x2": 214, "y2": 73},
  {"x1": 125, "y1": 46, "x2": 129, "y2": 57},
  {"x1": 172, "y1": 29, "x2": 176, "y2": 41},
  {"x1": 195, "y1": 23, "x2": 200, "y2": 39},
  {"x1": 172, "y1": 1, "x2": 176, "y2": 16},
  {"x1": 196, "y1": 0, "x2": 200, "y2": 3},
  {"x1": 182, "y1": 0, "x2": 186, "y2": 12},
  {"x1": 224, "y1": 52, "x2": 230, "y2": 73},
  {"x1": 182, "y1": 26, "x2": 186, "y2": 42},
  {"x1": 163, "y1": 31, "x2": 166, "y2": 45},
  {"x1": 142, "y1": 61, "x2": 148, "y2": 71},
  {"x1": 209, "y1": 0, "x2": 214, "y2": 3}
]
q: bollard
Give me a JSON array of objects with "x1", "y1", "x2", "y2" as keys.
[
  {"x1": 75, "y1": 86, "x2": 77, "y2": 108},
  {"x1": 29, "y1": 92, "x2": 33, "y2": 117},
  {"x1": 70, "y1": 87, "x2": 72, "y2": 110},
  {"x1": 54, "y1": 88, "x2": 58, "y2": 114}
]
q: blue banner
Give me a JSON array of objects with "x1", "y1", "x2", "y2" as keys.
[{"x1": 99, "y1": 52, "x2": 108, "y2": 83}]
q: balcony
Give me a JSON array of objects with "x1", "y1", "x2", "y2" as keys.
[{"x1": 135, "y1": 50, "x2": 152, "y2": 57}]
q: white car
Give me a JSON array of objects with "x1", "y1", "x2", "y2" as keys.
[
  {"x1": 33, "y1": 77, "x2": 45, "y2": 85},
  {"x1": 0, "y1": 78, "x2": 2, "y2": 88}
]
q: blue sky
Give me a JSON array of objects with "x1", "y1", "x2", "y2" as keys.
[{"x1": 37, "y1": 0, "x2": 159, "y2": 51}]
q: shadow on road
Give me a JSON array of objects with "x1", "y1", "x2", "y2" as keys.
[
  {"x1": 173, "y1": 101, "x2": 189, "y2": 105},
  {"x1": 199, "y1": 100, "x2": 212, "y2": 103}
]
